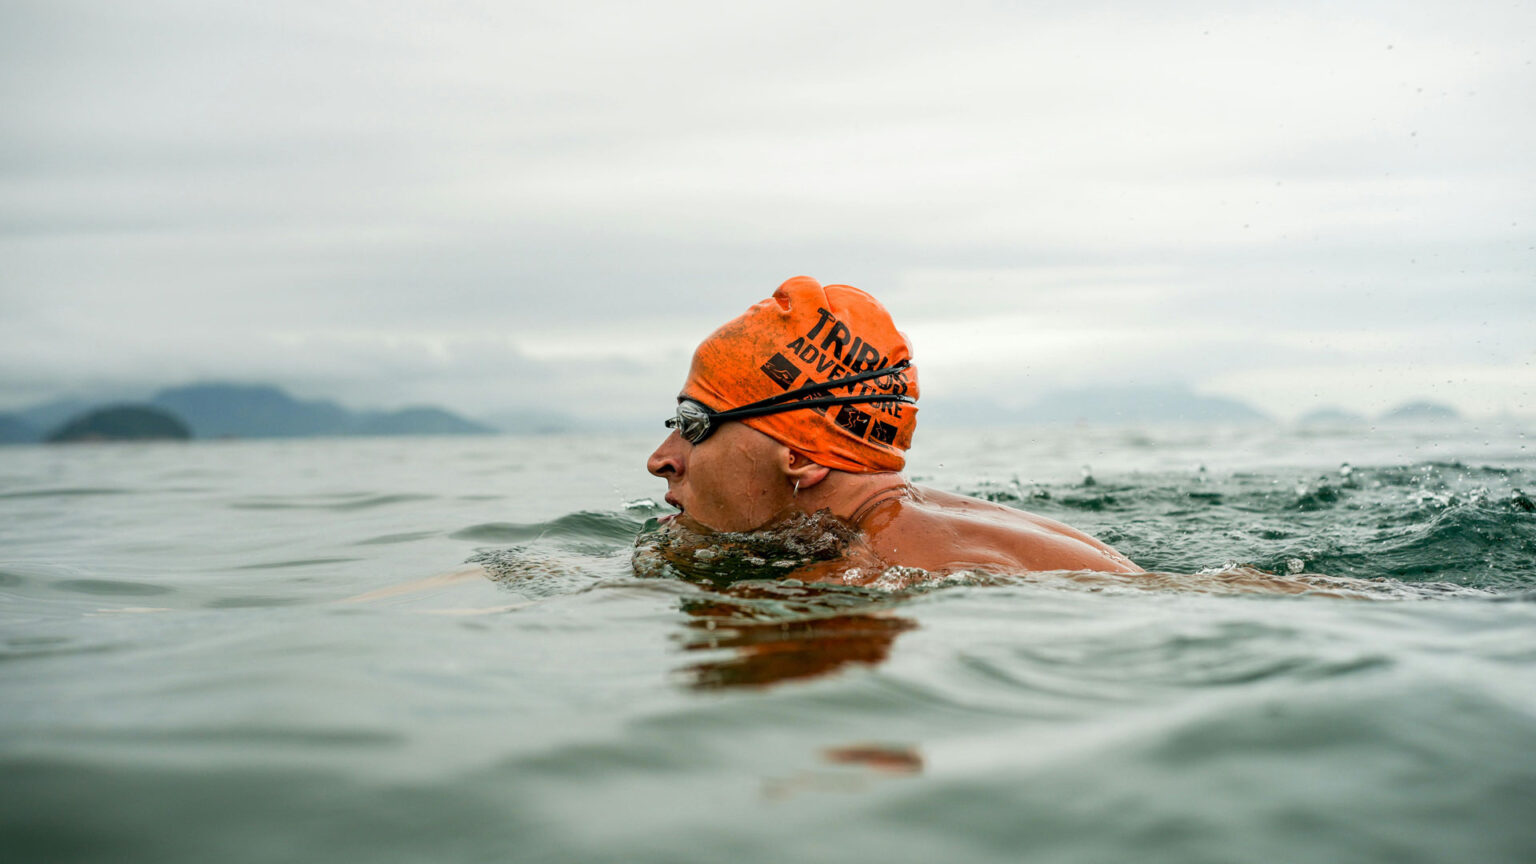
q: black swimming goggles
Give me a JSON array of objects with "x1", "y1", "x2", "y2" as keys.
[{"x1": 664, "y1": 360, "x2": 913, "y2": 445}]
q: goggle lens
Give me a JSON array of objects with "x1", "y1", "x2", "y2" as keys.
[{"x1": 664, "y1": 400, "x2": 714, "y2": 444}]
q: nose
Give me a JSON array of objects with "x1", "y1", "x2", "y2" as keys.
[{"x1": 647, "y1": 431, "x2": 686, "y2": 478}]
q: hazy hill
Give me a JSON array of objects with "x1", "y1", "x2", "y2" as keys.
[
  {"x1": 0, "y1": 414, "x2": 40, "y2": 444},
  {"x1": 916, "y1": 385, "x2": 1271, "y2": 427},
  {"x1": 478, "y1": 408, "x2": 583, "y2": 435},
  {"x1": 47, "y1": 405, "x2": 191, "y2": 443},
  {"x1": 354, "y1": 407, "x2": 494, "y2": 436},
  {"x1": 145, "y1": 382, "x2": 496, "y2": 438},
  {"x1": 15, "y1": 398, "x2": 97, "y2": 433},
  {"x1": 2, "y1": 383, "x2": 509, "y2": 443},
  {"x1": 1380, "y1": 401, "x2": 1461, "y2": 423},
  {"x1": 152, "y1": 383, "x2": 354, "y2": 437},
  {"x1": 1018, "y1": 385, "x2": 1271, "y2": 424},
  {"x1": 1298, "y1": 407, "x2": 1369, "y2": 425}
]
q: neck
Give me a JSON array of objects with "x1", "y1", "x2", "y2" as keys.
[{"x1": 795, "y1": 470, "x2": 908, "y2": 525}]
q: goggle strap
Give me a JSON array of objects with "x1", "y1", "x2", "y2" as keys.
[
  {"x1": 733, "y1": 359, "x2": 912, "y2": 413},
  {"x1": 711, "y1": 393, "x2": 914, "y2": 424}
]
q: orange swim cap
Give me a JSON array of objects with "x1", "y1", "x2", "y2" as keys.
[{"x1": 682, "y1": 276, "x2": 919, "y2": 473}]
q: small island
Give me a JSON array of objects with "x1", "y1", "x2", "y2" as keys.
[{"x1": 46, "y1": 405, "x2": 192, "y2": 443}]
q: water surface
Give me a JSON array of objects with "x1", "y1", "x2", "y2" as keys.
[{"x1": 2, "y1": 425, "x2": 1534, "y2": 863}]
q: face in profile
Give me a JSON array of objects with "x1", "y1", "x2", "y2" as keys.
[{"x1": 646, "y1": 418, "x2": 797, "y2": 533}]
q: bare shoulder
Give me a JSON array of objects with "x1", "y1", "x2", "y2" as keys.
[{"x1": 862, "y1": 485, "x2": 1143, "y2": 574}]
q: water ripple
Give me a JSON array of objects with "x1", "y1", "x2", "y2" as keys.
[
  {"x1": 52, "y1": 578, "x2": 173, "y2": 597},
  {"x1": 232, "y1": 558, "x2": 360, "y2": 571},
  {"x1": 228, "y1": 493, "x2": 436, "y2": 511},
  {"x1": 0, "y1": 487, "x2": 127, "y2": 499}
]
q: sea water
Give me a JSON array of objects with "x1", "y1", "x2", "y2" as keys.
[{"x1": 2, "y1": 424, "x2": 1534, "y2": 863}]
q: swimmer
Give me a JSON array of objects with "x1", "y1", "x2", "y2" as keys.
[{"x1": 647, "y1": 276, "x2": 1143, "y2": 585}]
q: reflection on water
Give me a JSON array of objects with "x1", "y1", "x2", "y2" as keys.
[
  {"x1": 634, "y1": 513, "x2": 921, "y2": 689},
  {"x1": 822, "y1": 743, "x2": 924, "y2": 774},
  {"x1": 678, "y1": 592, "x2": 917, "y2": 690},
  {"x1": 763, "y1": 743, "x2": 925, "y2": 801}
]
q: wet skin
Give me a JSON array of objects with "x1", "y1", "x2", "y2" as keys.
[
  {"x1": 647, "y1": 421, "x2": 795, "y2": 533},
  {"x1": 842, "y1": 485, "x2": 1142, "y2": 579},
  {"x1": 646, "y1": 421, "x2": 1143, "y2": 583}
]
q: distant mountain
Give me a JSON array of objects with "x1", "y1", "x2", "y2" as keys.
[
  {"x1": 354, "y1": 407, "x2": 494, "y2": 436},
  {"x1": 15, "y1": 398, "x2": 98, "y2": 433},
  {"x1": 7, "y1": 382, "x2": 504, "y2": 442},
  {"x1": 46, "y1": 404, "x2": 191, "y2": 443},
  {"x1": 1017, "y1": 385, "x2": 1272, "y2": 425},
  {"x1": 152, "y1": 383, "x2": 353, "y2": 437},
  {"x1": 915, "y1": 386, "x2": 1271, "y2": 427},
  {"x1": 1380, "y1": 401, "x2": 1461, "y2": 423},
  {"x1": 0, "y1": 414, "x2": 40, "y2": 444},
  {"x1": 479, "y1": 408, "x2": 583, "y2": 435},
  {"x1": 1298, "y1": 406, "x2": 1368, "y2": 425},
  {"x1": 144, "y1": 382, "x2": 499, "y2": 438}
]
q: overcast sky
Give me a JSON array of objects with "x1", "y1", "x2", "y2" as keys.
[{"x1": 3, "y1": 0, "x2": 1532, "y2": 422}]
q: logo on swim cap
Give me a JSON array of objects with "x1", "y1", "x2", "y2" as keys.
[
  {"x1": 759, "y1": 353, "x2": 802, "y2": 391},
  {"x1": 835, "y1": 405, "x2": 871, "y2": 437}
]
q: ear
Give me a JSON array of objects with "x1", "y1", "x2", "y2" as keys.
[{"x1": 782, "y1": 449, "x2": 831, "y2": 489}]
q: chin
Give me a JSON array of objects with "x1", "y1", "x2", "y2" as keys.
[{"x1": 678, "y1": 511, "x2": 751, "y2": 534}]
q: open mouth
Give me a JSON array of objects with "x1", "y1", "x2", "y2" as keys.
[{"x1": 661, "y1": 493, "x2": 683, "y2": 523}]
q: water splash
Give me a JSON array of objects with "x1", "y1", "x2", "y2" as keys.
[{"x1": 631, "y1": 510, "x2": 864, "y2": 588}]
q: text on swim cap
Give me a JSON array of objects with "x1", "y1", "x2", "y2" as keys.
[
  {"x1": 755, "y1": 307, "x2": 913, "y2": 450},
  {"x1": 802, "y1": 307, "x2": 887, "y2": 374}
]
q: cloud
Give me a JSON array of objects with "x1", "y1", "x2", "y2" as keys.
[{"x1": 1, "y1": 0, "x2": 1532, "y2": 419}]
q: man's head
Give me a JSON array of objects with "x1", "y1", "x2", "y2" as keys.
[{"x1": 648, "y1": 276, "x2": 919, "y2": 531}]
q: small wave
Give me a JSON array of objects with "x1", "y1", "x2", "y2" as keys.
[
  {"x1": 460, "y1": 511, "x2": 650, "y2": 600},
  {"x1": 354, "y1": 531, "x2": 441, "y2": 546},
  {"x1": 453, "y1": 510, "x2": 645, "y2": 545},
  {"x1": 467, "y1": 546, "x2": 627, "y2": 598},
  {"x1": 0, "y1": 487, "x2": 127, "y2": 499},
  {"x1": 203, "y1": 595, "x2": 307, "y2": 608},
  {"x1": 1002, "y1": 567, "x2": 1500, "y2": 600},
  {"x1": 953, "y1": 461, "x2": 1534, "y2": 591},
  {"x1": 0, "y1": 639, "x2": 124, "y2": 664},
  {"x1": 52, "y1": 578, "x2": 174, "y2": 597},
  {"x1": 1362, "y1": 499, "x2": 1536, "y2": 587},
  {"x1": 229, "y1": 493, "x2": 435, "y2": 511},
  {"x1": 233, "y1": 557, "x2": 360, "y2": 571}
]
